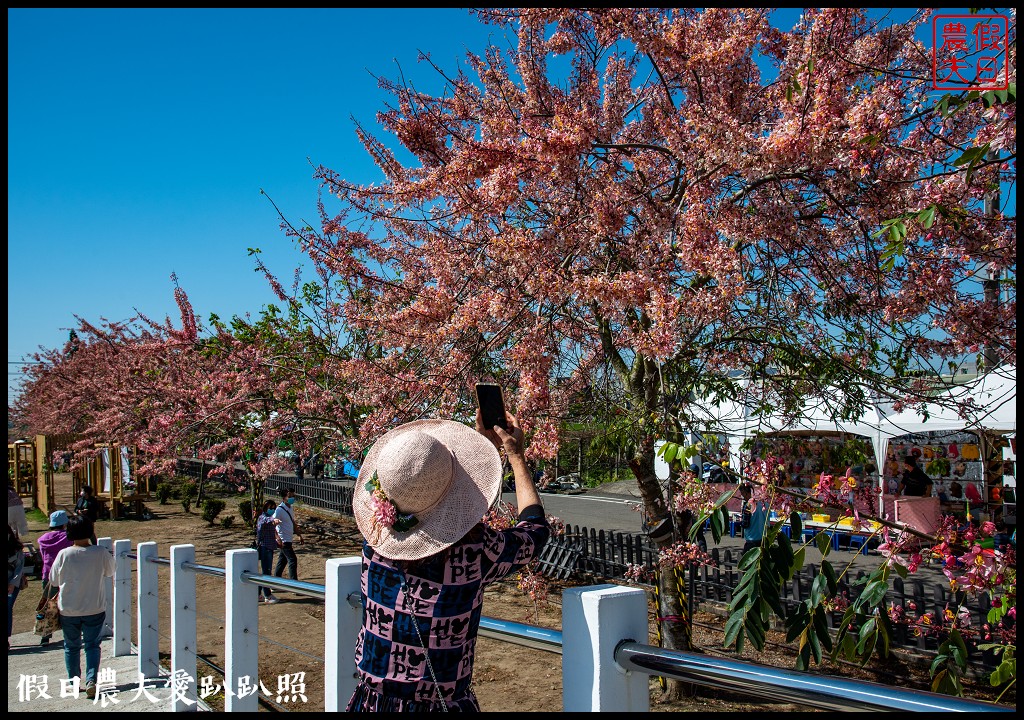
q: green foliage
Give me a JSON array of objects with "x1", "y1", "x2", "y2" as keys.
[
  {"x1": 181, "y1": 498, "x2": 193, "y2": 513},
  {"x1": 180, "y1": 480, "x2": 198, "y2": 501},
  {"x1": 721, "y1": 500, "x2": 808, "y2": 656},
  {"x1": 220, "y1": 515, "x2": 235, "y2": 529},
  {"x1": 930, "y1": 629, "x2": 969, "y2": 696},
  {"x1": 156, "y1": 483, "x2": 174, "y2": 505},
  {"x1": 978, "y1": 643, "x2": 1016, "y2": 690},
  {"x1": 201, "y1": 498, "x2": 226, "y2": 525},
  {"x1": 830, "y1": 563, "x2": 898, "y2": 670}
]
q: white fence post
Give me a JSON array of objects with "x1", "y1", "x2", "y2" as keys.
[
  {"x1": 324, "y1": 556, "x2": 362, "y2": 711},
  {"x1": 137, "y1": 541, "x2": 161, "y2": 679},
  {"x1": 112, "y1": 539, "x2": 132, "y2": 657},
  {"x1": 97, "y1": 536, "x2": 114, "y2": 639},
  {"x1": 170, "y1": 544, "x2": 198, "y2": 711},
  {"x1": 562, "y1": 584, "x2": 650, "y2": 712},
  {"x1": 224, "y1": 548, "x2": 259, "y2": 712}
]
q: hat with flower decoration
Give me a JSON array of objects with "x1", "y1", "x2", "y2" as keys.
[{"x1": 352, "y1": 419, "x2": 503, "y2": 561}]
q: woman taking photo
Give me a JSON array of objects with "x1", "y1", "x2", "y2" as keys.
[{"x1": 346, "y1": 410, "x2": 548, "y2": 711}]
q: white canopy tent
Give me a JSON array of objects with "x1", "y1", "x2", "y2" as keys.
[{"x1": 690, "y1": 366, "x2": 1016, "y2": 512}]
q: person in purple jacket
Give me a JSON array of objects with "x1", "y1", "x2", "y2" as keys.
[{"x1": 35, "y1": 510, "x2": 72, "y2": 645}]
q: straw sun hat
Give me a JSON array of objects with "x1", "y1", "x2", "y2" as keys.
[{"x1": 352, "y1": 419, "x2": 503, "y2": 561}]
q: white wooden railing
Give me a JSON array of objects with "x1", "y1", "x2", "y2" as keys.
[{"x1": 99, "y1": 538, "x2": 1009, "y2": 713}]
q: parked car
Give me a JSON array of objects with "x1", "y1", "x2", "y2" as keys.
[{"x1": 554, "y1": 474, "x2": 584, "y2": 494}]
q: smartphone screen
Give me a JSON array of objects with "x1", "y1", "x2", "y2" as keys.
[{"x1": 475, "y1": 383, "x2": 508, "y2": 430}]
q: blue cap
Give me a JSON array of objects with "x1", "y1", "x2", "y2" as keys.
[{"x1": 49, "y1": 510, "x2": 69, "y2": 528}]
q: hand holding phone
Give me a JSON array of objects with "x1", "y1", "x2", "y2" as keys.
[{"x1": 475, "y1": 383, "x2": 508, "y2": 430}]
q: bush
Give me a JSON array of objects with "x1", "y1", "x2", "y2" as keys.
[
  {"x1": 156, "y1": 483, "x2": 174, "y2": 505},
  {"x1": 180, "y1": 480, "x2": 198, "y2": 501},
  {"x1": 182, "y1": 498, "x2": 193, "y2": 513},
  {"x1": 201, "y1": 498, "x2": 226, "y2": 525},
  {"x1": 220, "y1": 515, "x2": 235, "y2": 529},
  {"x1": 238, "y1": 499, "x2": 253, "y2": 527}
]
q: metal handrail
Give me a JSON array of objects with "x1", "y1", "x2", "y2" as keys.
[
  {"x1": 479, "y1": 617, "x2": 562, "y2": 654},
  {"x1": 613, "y1": 641, "x2": 1011, "y2": 713},
  {"x1": 124, "y1": 550, "x2": 1011, "y2": 711},
  {"x1": 126, "y1": 550, "x2": 561, "y2": 654}
]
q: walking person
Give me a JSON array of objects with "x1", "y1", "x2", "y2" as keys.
[
  {"x1": 255, "y1": 500, "x2": 281, "y2": 604},
  {"x1": 8, "y1": 525, "x2": 28, "y2": 651},
  {"x1": 346, "y1": 410, "x2": 549, "y2": 711},
  {"x1": 75, "y1": 485, "x2": 100, "y2": 524},
  {"x1": 49, "y1": 516, "x2": 115, "y2": 698},
  {"x1": 35, "y1": 510, "x2": 73, "y2": 644},
  {"x1": 273, "y1": 488, "x2": 303, "y2": 581},
  {"x1": 739, "y1": 483, "x2": 769, "y2": 555},
  {"x1": 8, "y1": 480, "x2": 29, "y2": 539}
]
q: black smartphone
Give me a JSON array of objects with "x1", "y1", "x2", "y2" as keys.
[{"x1": 475, "y1": 383, "x2": 508, "y2": 430}]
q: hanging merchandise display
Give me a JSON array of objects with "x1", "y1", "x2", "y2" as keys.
[{"x1": 885, "y1": 430, "x2": 990, "y2": 520}]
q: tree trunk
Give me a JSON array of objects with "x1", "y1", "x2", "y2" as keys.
[{"x1": 629, "y1": 437, "x2": 696, "y2": 700}]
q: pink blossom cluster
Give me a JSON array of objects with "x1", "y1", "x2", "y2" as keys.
[
  {"x1": 624, "y1": 563, "x2": 656, "y2": 584},
  {"x1": 670, "y1": 469, "x2": 717, "y2": 516},
  {"x1": 657, "y1": 540, "x2": 716, "y2": 570}
]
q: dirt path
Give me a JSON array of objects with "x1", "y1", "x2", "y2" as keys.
[{"x1": 11, "y1": 494, "x2": 1011, "y2": 712}]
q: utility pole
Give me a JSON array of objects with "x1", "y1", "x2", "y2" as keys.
[{"x1": 982, "y1": 148, "x2": 1001, "y2": 371}]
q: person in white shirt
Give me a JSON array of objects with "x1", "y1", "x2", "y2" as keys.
[
  {"x1": 8, "y1": 481, "x2": 29, "y2": 539},
  {"x1": 273, "y1": 488, "x2": 304, "y2": 581},
  {"x1": 49, "y1": 516, "x2": 115, "y2": 698}
]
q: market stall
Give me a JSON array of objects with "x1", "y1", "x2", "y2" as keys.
[{"x1": 689, "y1": 366, "x2": 1016, "y2": 532}]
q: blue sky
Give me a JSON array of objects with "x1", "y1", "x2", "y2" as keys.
[
  {"x1": 8, "y1": 8, "x2": 515, "y2": 403},
  {"x1": 6, "y1": 8, "x2": 1000, "y2": 405}
]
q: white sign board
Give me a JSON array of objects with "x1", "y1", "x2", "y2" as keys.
[{"x1": 654, "y1": 440, "x2": 669, "y2": 481}]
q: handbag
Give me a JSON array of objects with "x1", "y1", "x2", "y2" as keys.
[{"x1": 34, "y1": 594, "x2": 61, "y2": 636}]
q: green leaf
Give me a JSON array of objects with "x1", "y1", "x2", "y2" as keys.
[
  {"x1": 857, "y1": 618, "x2": 877, "y2": 656},
  {"x1": 724, "y1": 609, "x2": 745, "y2": 647},
  {"x1": 821, "y1": 560, "x2": 838, "y2": 595},
  {"x1": 744, "y1": 615, "x2": 766, "y2": 651},
  {"x1": 813, "y1": 608, "x2": 833, "y2": 652},
  {"x1": 789, "y1": 511, "x2": 802, "y2": 539},
  {"x1": 739, "y1": 546, "x2": 762, "y2": 570},
  {"x1": 815, "y1": 531, "x2": 832, "y2": 555},
  {"x1": 793, "y1": 547, "x2": 806, "y2": 573},
  {"x1": 810, "y1": 574, "x2": 826, "y2": 606},
  {"x1": 808, "y1": 625, "x2": 822, "y2": 664},
  {"x1": 954, "y1": 146, "x2": 985, "y2": 166},
  {"x1": 796, "y1": 640, "x2": 812, "y2": 671},
  {"x1": 841, "y1": 633, "x2": 857, "y2": 662},
  {"x1": 862, "y1": 580, "x2": 889, "y2": 607},
  {"x1": 713, "y1": 487, "x2": 737, "y2": 508},
  {"x1": 919, "y1": 205, "x2": 936, "y2": 229},
  {"x1": 663, "y1": 442, "x2": 678, "y2": 465},
  {"x1": 950, "y1": 630, "x2": 969, "y2": 666},
  {"x1": 711, "y1": 507, "x2": 724, "y2": 543}
]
